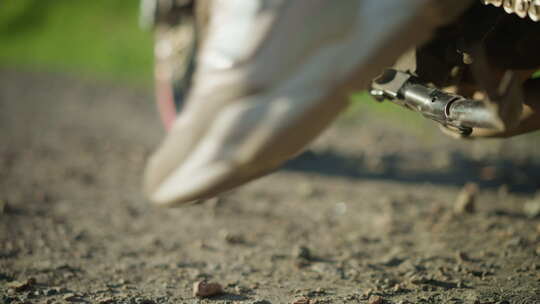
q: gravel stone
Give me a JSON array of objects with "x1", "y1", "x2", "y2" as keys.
[{"x1": 192, "y1": 280, "x2": 223, "y2": 298}]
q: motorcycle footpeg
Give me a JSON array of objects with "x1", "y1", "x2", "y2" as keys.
[{"x1": 370, "y1": 69, "x2": 500, "y2": 135}]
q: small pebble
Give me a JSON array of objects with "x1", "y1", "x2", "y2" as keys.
[
  {"x1": 454, "y1": 183, "x2": 478, "y2": 214},
  {"x1": 291, "y1": 296, "x2": 310, "y2": 304},
  {"x1": 234, "y1": 285, "x2": 250, "y2": 294},
  {"x1": 63, "y1": 293, "x2": 78, "y2": 302},
  {"x1": 368, "y1": 295, "x2": 384, "y2": 304},
  {"x1": 362, "y1": 288, "x2": 374, "y2": 298},
  {"x1": 97, "y1": 297, "x2": 115, "y2": 304},
  {"x1": 7, "y1": 277, "x2": 36, "y2": 292},
  {"x1": 45, "y1": 288, "x2": 58, "y2": 296},
  {"x1": 524, "y1": 199, "x2": 540, "y2": 218},
  {"x1": 220, "y1": 230, "x2": 245, "y2": 244},
  {"x1": 292, "y1": 245, "x2": 312, "y2": 260},
  {"x1": 192, "y1": 280, "x2": 223, "y2": 298},
  {"x1": 457, "y1": 251, "x2": 471, "y2": 262}
]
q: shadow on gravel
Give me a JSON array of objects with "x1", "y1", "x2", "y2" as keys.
[{"x1": 284, "y1": 150, "x2": 540, "y2": 194}]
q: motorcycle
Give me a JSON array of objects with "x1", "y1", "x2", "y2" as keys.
[{"x1": 140, "y1": 0, "x2": 540, "y2": 206}]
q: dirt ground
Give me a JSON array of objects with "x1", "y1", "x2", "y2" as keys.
[{"x1": 1, "y1": 69, "x2": 539, "y2": 304}]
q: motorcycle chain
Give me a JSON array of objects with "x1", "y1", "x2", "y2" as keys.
[{"x1": 482, "y1": 0, "x2": 540, "y2": 21}]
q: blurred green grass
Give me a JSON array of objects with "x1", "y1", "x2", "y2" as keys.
[
  {"x1": 344, "y1": 92, "x2": 432, "y2": 135},
  {"x1": 0, "y1": 0, "x2": 419, "y2": 127},
  {"x1": 0, "y1": 0, "x2": 153, "y2": 85}
]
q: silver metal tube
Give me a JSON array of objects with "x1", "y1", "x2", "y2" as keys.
[
  {"x1": 447, "y1": 99, "x2": 500, "y2": 129},
  {"x1": 401, "y1": 83, "x2": 500, "y2": 130}
]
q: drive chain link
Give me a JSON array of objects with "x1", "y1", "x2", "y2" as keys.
[{"x1": 482, "y1": 0, "x2": 540, "y2": 21}]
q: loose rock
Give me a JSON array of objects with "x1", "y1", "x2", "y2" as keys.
[
  {"x1": 7, "y1": 277, "x2": 36, "y2": 292},
  {"x1": 457, "y1": 251, "x2": 471, "y2": 262},
  {"x1": 524, "y1": 199, "x2": 540, "y2": 218},
  {"x1": 45, "y1": 288, "x2": 58, "y2": 296},
  {"x1": 292, "y1": 245, "x2": 312, "y2": 261},
  {"x1": 192, "y1": 280, "x2": 223, "y2": 298},
  {"x1": 97, "y1": 297, "x2": 115, "y2": 304},
  {"x1": 454, "y1": 183, "x2": 478, "y2": 214},
  {"x1": 234, "y1": 285, "x2": 250, "y2": 294},
  {"x1": 220, "y1": 230, "x2": 245, "y2": 244},
  {"x1": 291, "y1": 296, "x2": 310, "y2": 304},
  {"x1": 368, "y1": 295, "x2": 384, "y2": 304},
  {"x1": 63, "y1": 293, "x2": 79, "y2": 302},
  {"x1": 362, "y1": 288, "x2": 374, "y2": 299}
]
